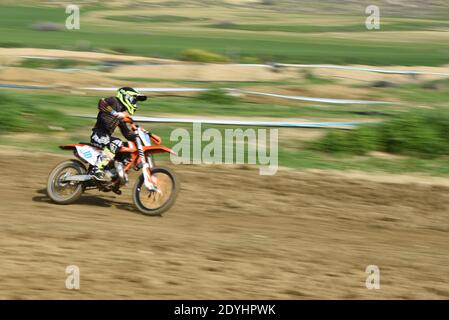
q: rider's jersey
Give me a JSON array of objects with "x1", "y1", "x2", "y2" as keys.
[{"x1": 93, "y1": 97, "x2": 135, "y2": 141}]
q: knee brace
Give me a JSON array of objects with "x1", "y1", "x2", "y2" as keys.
[{"x1": 109, "y1": 140, "x2": 123, "y2": 154}]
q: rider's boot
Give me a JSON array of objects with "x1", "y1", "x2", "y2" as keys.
[{"x1": 92, "y1": 148, "x2": 114, "y2": 181}]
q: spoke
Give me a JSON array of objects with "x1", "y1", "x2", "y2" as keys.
[
  {"x1": 139, "y1": 172, "x2": 173, "y2": 210},
  {"x1": 53, "y1": 167, "x2": 80, "y2": 199}
]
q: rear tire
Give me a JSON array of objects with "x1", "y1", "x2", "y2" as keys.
[
  {"x1": 132, "y1": 167, "x2": 179, "y2": 216},
  {"x1": 46, "y1": 160, "x2": 87, "y2": 205}
]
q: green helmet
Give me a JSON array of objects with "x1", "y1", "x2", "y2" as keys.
[{"x1": 116, "y1": 87, "x2": 147, "y2": 115}]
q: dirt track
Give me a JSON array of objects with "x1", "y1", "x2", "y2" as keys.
[{"x1": 1, "y1": 149, "x2": 449, "y2": 299}]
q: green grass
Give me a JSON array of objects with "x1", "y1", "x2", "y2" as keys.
[
  {"x1": 208, "y1": 20, "x2": 449, "y2": 33},
  {"x1": 3, "y1": 27, "x2": 446, "y2": 66},
  {"x1": 1, "y1": 5, "x2": 449, "y2": 65},
  {"x1": 0, "y1": 92, "x2": 90, "y2": 134},
  {"x1": 382, "y1": 84, "x2": 449, "y2": 105},
  {"x1": 279, "y1": 148, "x2": 449, "y2": 176},
  {"x1": 195, "y1": 88, "x2": 239, "y2": 104},
  {"x1": 0, "y1": 5, "x2": 66, "y2": 29}
]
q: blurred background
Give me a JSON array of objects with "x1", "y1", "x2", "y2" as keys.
[{"x1": 0, "y1": 0, "x2": 448, "y2": 299}]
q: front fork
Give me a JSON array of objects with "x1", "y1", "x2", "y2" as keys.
[{"x1": 135, "y1": 138, "x2": 157, "y2": 191}]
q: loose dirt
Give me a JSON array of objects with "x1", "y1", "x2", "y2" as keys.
[{"x1": 0, "y1": 149, "x2": 448, "y2": 299}]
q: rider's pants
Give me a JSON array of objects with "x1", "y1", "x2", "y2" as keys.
[{"x1": 90, "y1": 130, "x2": 123, "y2": 169}]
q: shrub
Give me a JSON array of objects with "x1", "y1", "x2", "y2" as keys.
[
  {"x1": 312, "y1": 131, "x2": 349, "y2": 154},
  {"x1": 196, "y1": 88, "x2": 239, "y2": 105},
  {"x1": 18, "y1": 58, "x2": 93, "y2": 69},
  {"x1": 180, "y1": 49, "x2": 230, "y2": 63},
  {"x1": 379, "y1": 110, "x2": 449, "y2": 158},
  {"x1": 312, "y1": 109, "x2": 449, "y2": 158}
]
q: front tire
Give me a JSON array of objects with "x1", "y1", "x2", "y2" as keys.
[
  {"x1": 47, "y1": 160, "x2": 86, "y2": 205},
  {"x1": 132, "y1": 167, "x2": 179, "y2": 216}
]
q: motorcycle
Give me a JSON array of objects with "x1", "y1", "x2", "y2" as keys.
[{"x1": 46, "y1": 118, "x2": 179, "y2": 216}]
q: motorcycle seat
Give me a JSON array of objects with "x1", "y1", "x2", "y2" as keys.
[
  {"x1": 78, "y1": 142, "x2": 102, "y2": 149},
  {"x1": 78, "y1": 142, "x2": 130, "y2": 149}
]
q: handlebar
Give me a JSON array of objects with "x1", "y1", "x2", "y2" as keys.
[
  {"x1": 125, "y1": 116, "x2": 160, "y2": 144},
  {"x1": 124, "y1": 116, "x2": 138, "y2": 131}
]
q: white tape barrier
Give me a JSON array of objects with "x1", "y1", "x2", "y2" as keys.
[
  {"x1": 233, "y1": 89, "x2": 397, "y2": 105},
  {"x1": 73, "y1": 114, "x2": 374, "y2": 128},
  {"x1": 80, "y1": 87, "x2": 396, "y2": 105},
  {"x1": 19, "y1": 55, "x2": 60, "y2": 60},
  {"x1": 115, "y1": 62, "x2": 449, "y2": 77},
  {"x1": 1, "y1": 83, "x2": 397, "y2": 104},
  {"x1": 275, "y1": 64, "x2": 449, "y2": 76}
]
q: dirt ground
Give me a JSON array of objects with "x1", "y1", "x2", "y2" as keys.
[{"x1": 0, "y1": 148, "x2": 448, "y2": 299}]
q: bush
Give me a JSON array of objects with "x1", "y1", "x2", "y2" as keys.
[
  {"x1": 180, "y1": 49, "x2": 230, "y2": 63},
  {"x1": 312, "y1": 109, "x2": 449, "y2": 158},
  {"x1": 18, "y1": 58, "x2": 93, "y2": 69},
  {"x1": 379, "y1": 110, "x2": 449, "y2": 158},
  {"x1": 196, "y1": 88, "x2": 239, "y2": 105},
  {"x1": 312, "y1": 131, "x2": 349, "y2": 153}
]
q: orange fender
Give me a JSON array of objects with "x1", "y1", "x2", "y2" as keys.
[{"x1": 143, "y1": 145, "x2": 176, "y2": 155}]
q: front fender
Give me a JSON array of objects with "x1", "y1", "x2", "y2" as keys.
[{"x1": 143, "y1": 145, "x2": 177, "y2": 155}]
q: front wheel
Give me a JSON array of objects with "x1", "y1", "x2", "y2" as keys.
[
  {"x1": 132, "y1": 167, "x2": 179, "y2": 216},
  {"x1": 46, "y1": 160, "x2": 86, "y2": 205}
]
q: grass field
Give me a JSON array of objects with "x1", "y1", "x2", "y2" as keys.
[
  {"x1": 1, "y1": 4, "x2": 449, "y2": 65},
  {"x1": 208, "y1": 20, "x2": 449, "y2": 33}
]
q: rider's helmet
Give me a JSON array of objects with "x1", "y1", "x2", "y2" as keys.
[{"x1": 116, "y1": 87, "x2": 147, "y2": 115}]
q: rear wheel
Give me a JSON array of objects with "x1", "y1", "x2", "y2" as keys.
[
  {"x1": 132, "y1": 167, "x2": 179, "y2": 216},
  {"x1": 47, "y1": 160, "x2": 86, "y2": 204}
]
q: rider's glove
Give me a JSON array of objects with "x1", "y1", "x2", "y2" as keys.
[
  {"x1": 124, "y1": 132, "x2": 138, "y2": 142},
  {"x1": 112, "y1": 111, "x2": 132, "y2": 123},
  {"x1": 111, "y1": 111, "x2": 125, "y2": 119}
]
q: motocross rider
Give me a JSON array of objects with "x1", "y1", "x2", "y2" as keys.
[{"x1": 91, "y1": 87, "x2": 147, "y2": 180}]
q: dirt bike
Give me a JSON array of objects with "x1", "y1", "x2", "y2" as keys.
[{"x1": 46, "y1": 118, "x2": 179, "y2": 216}]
